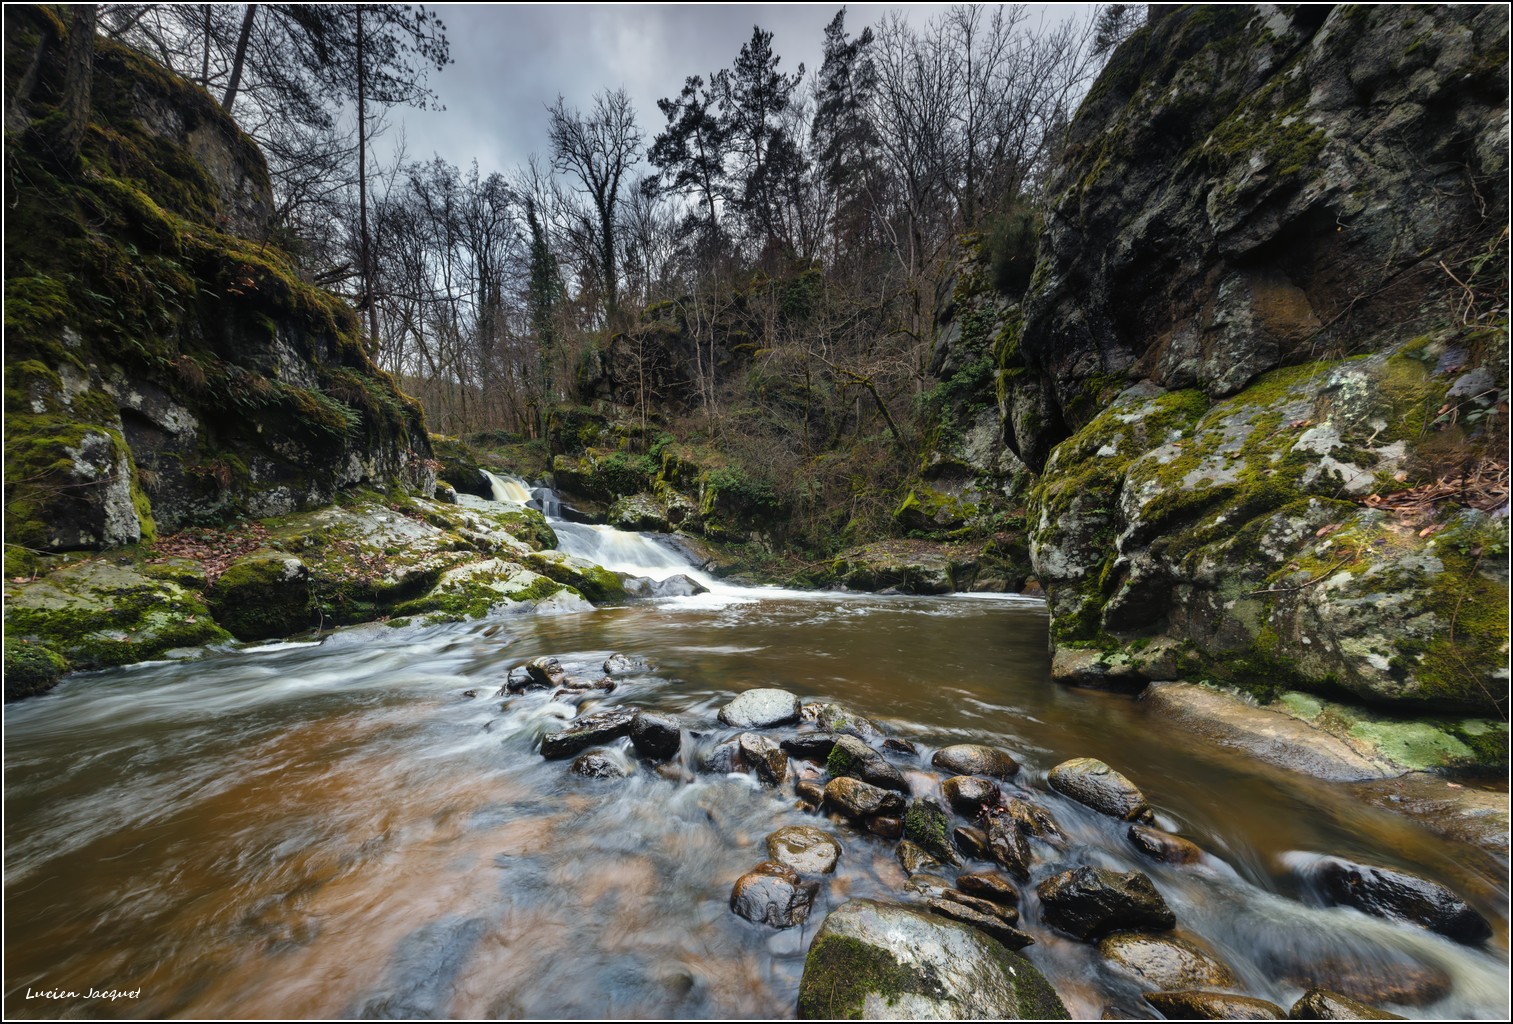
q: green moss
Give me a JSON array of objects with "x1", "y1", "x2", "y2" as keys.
[
  {"x1": 902, "y1": 799, "x2": 956, "y2": 864},
  {"x1": 825, "y1": 742, "x2": 859, "y2": 777},
  {"x1": 523, "y1": 553, "x2": 625, "y2": 604},
  {"x1": 3, "y1": 637, "x2": 68, "y2": 701},
  {"x1": 209, "y1": 552, "x2": 314, "y2": 640},
  {"x1": 1413, "y1": 515, "x2": 1509, "y2": 712},
  {"x1": 797, "y1": 934, "x2": 944, "y2": 1020}
]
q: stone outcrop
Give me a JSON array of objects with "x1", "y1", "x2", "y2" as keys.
[{"x1": 998, "y1": 5, "x2": 1509, "y2": 719}]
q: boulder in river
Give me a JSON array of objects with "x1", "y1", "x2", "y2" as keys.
[
  {"x1": 1047, "y1": 758, "x2": 1154, "y2": 822},
  {"x1": 1309, "y1": 855, "x2": 1493, "y2": 944},
  {"x1": 739, "y1": 732, "x2": 789, "y2": 786},
  {"x1": 953, "y1": 825, "x2": 990, "y2": 860},
  {"x1": 986, "y1": 815, "x2": 1032, "y2": 880},
  {"x1": 623, "y1": 573, "x2": 709, "y2": 598},
  {"x1": 1097, "y1": 932, "x2": 1238, "y2": 990},
  {"x1": 955, "y1": 872, "x2": 1020, "y2": 908},
  {"x1": 805, "y1": 701, "x2": 885, "y2": 740},
  {"x1": 539, "y1": 707, "x2": 637, "y2": 759},
  {"x1": 896, "y1": 839, "x2": 942, "y2": 876},
  {"x1": 797, "y1": 899, "x2": 1068, "y2": 1019},
  {"x1": 523, "y1": 655, "x2": 568, "y2": 690},
  {"x1": 1003, "y1": 798, "x2": 1065, "y2": 844},
  {"x1": 766, "y1": 826, "x2": 842, "y2": 875},
  {"x1": 602, "y1": 652, "x2": 648, "y2": 676},
  {"x1": 1288, "y1": 988, "x2": 1405, "y2": 1021},
  {"x1": 902, "y1": 799, "x2": 960, "y2": 866},
  {"x1": 827, "y1": 735, "x2": 909, "y2": 792},
  {"x1": 866, "y1": 816, "x2": 903, "y2": 839},
  {"x1": 1128, "y1": 823, "x2": 1203, "y2": 865},
  {"x1": 1036, "y1": 866, "x2": 1175, "y2": 941},
  {"x1": 730, "y1": 860, "x2": 819, "y2": 928},
  {"x1": 796, "y1": 780, "x2": 825, "y2": 808},
  {"x1": 781, "y1": 733, "x2": 840, "y2": 762},
  {"x1": 570, "y1": 751, "x2": 627, "y2": 779},
  {"x1": 629, "y1": 710, "x2": 681, "y2": 761},
  {"x1": 925, "y1": 897, "x2": 1033, "y2": 950},
  {"x1": 930, "y1": 743, "x2": 1020, "y2": 779},
  {"x1": 1143, "y1": 991, "x2": 1286, "y2": 1020},
  {"x1": 823, "y1": 777, "x2": 906, "y2": 820},
  {"x1": 719, "y1": 688, "x2": 802, "y2": 728},
  {"x1": 942, "y1": 775, "x2": 1001, "y2": 817},
  {"x1": 699, "y1": 736, "x2": 744, "y2": 774}
]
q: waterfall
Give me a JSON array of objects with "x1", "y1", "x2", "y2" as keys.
[{"x1": 481, "y1": 469, "x2": 533, "y2": 505}]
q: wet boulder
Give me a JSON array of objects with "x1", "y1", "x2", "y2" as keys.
[
  {"x1": 540, "y1": 707, "x2": 637, "y2": 759},
  {"x1": 796, "y1": 779, "x2": 825, "y2": 808},
  {"x1": 730, "y1": 861, "x2": 819, "y2": 928},
  {"x1": 942, "y1": 775, "x2": 1001, "y2": 817},
  {"x1": 955, "y1": 872, "x2": 1020, "y2": 908},
  {"x1": 1288, "y1": 988, "x2": 1405, "y2": 1020},
  {"x1": 896, "y1": 839, "x2": 943, "y2": 876},
  {"x1": 629, "y1": 710, "x2": 681, "y2": 761},
  {"x1": 805, "y1": 701, "x2": 885, "y2": 740},
  {"x1": 1098, "y1": 933, "x2": 1238, "y2": 990},
  {"x1": 602, "y1": 652, "x2": 648, "y2": 676},
  {"x1": 698, "y1": 736, "x2": 744, "y2": 774},
  {"x1": 1047, "y1": 758, "x2": 1155, "y2": 822},
  {"x1": 1267, "y1": 952, "x2": 1450, "y2": 1007},
  {"x1": 866, "y1": 816, "x2": 903, "y2": 839},
  {"x1": 1128, "y1": 824, "x2": 1203, "y2": 865},
  {"x1": 1004, "y1": 798, "x2": 1065, "y2": 844},
  {"x1": 1144, "y1": 991, "x2": 1286, "y2": 1020},
  {"x1": 1311, "y1": 856, "x2": 1492, "y2": 944},
  {"x1": 930, "y1": 743, "x2": 1020, "y2": 779},
  {"x1": 827, "y1": 735, "x2": 908, "y2": 792},
  {"x1": 570, "y1": 751, "x2": 627, "y2": 779},
  {"x1": 953, "y1": 825, "x2": 990, "y2": 860},
  {"x1": 523, "y1": 655, "x2": 569, "y2": 689},
  {"x1": 902, "y1": 799, "x2": 959, "y2": 866},
  {"x1": 766, "y1": 826, "x2": 842, "y2": 875},
  {"x1": 1036, "y1": 866, "x2": 1176, "y2": 941},
  {"x1": 719, "y1": 688, "x2": 802, "y2": 729},
  {"x1": 823, "y1": 777, "x2": 906, "y2": 820},
  {"x1": 623, "y1": 573, "x2": 709, "y2": 598},
  {"x1": 797, "y1": 899, "x2": 1069, "y2": 1019},
  {"x1": 880, "y1": 737, "x2": 919, "y2": 758},
  {"x1": 781, "y1": 732, "x2": 840, "y2": 762},
  {"x1": 986, "y1": 816, "x2": 1032, "y2": 879},
  {"x1": 739, "y1": 732, "x2": 789, "y2": 786},
  {"x1": 925, "y1": 897, "x2": 1034, "y2": 950}
]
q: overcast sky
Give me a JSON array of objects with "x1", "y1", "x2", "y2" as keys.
[{"x1": 379, "y1": 3, "x2": 1094, "y2": 180}]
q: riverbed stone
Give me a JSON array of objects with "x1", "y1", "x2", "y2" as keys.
[
  {"x1": 570, "y1": 751, "x2": 627, "y2": 779},
  {"x1": 1047, "y1": 758, "x2": 1154, "y2": 822},
  {"x1": 602, "y1": 652, "x2": 646, "y2": 676},
  {"x1": 719, "y1": 688, "x2": 802, "y2": 728},
  {"x1": 739, "y1": 732, "x2": 789, "y2": 786},
  {"x1": 1098, "y1": 932, "x2": 1239, "y2": 990},
  {"x1": 902, "y1": 799, "x2": 959, "y2": 866},
  {"x1": 986, "y1": 815, "x2": 1032, "y2": 879},
  {"x1": 823, "y1": 777, "x2": 906, "y2": 820},
  {"x1": 904, "y1": 873, "x2": 952, "y2": 898},
  {"x1": 781, "y1": 732, "x2": 840, "y2": 762},
  {"x1": 1004, "y1": 798, "x2": 1065, "y2": 844},
  {"x1": 956, "y1": 872, "x2": 1020, "y2": 908},
  {"x1": 896, "y1": 839, "x2": 942, "y2": 876},
  {"x1": 629, "y1": 710, "x2": 681, "y2": 761},
  {"x1": 941, "y1": 889, "x2": 1019, "y2": 924},
  {"x1": 796, "y1": 779, "x2": 825, "y2": 808},
  {"x1": 1128, "y1": 824, "x2": 1203, "y2": 864},
  {"x1": 1037, "y1": 866, "x2": 1175, "y2": 941},
  {"x1": 866, "y1": 816, "x2": 903, "y2": 839},
  {"x1": 797, "y1": 899, "x2": 1068, "y2": 1019},
  {"x1": 942, "y1": 775, "x2": 1001, "y2": 817},
  {"x1": 1312, "y1": 856, "x2": 1492, "y2": 944},
  {"x1": 730, "y1": 860, "x2": 819, "y2": 928},
  {"x1": 1288, "y1": 988, "x2": 1405, "y2": 1020},
  {"x1": 1144, "y1": 991, "x2": 1286, "y2": 1020},
  {"x1": 524, "y1": 655, "x2": 568, "y2": 690},
  {"x1": 699, "y1": 736, "x2": 744, "y2": 774},
  {"x1": 827, "y1": 735, "x2": 909, "y2": 792},
  {"x1": 806, "y1": 701, "x2": 884, "y2": 740},
  {"x1": 953, "y1": 825, "x2": 990, "y2": 859},
  {"x1": 540, "y1": 707, "x2": 637, "y2": 759},
  {"x1": 881, "y1": 737, "x2": 919, "y2": 758},
  {"x1": 1268, "y1": 953, "x2": 1451, "y2": 1006},
  {"x1": 925, "y1": 897, "x2": 1034, "y2": 950},
  {"x1": 930, "y1": 743, "x2": 1020, "y2": 779},
  {"x1": 767, "y1": 826, "x2": 842, "y2": 875}
]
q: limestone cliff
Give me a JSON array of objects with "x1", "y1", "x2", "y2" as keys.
[
  {"x1": 1003, "y1": 5, "x2": 1508, "y2": 718},
  {"x1": 4, "y1": 8, "x2": 434, "y2": 555}
]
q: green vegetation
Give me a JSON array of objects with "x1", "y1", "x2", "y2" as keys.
[{"x1": 797, "y1": 934, "x2": 945, "y2": 1020}]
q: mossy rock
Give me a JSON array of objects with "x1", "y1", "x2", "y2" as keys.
[
  {"x1": 524, "y1": 551, "x2": 626, "y2": 604},
  {"x1": 3, "y1": 637, "x2": 68, "y2": 701},
  {"x1": 429, "y1": 435, "x2": 490, "y2": 498},
  {"x1": 209, "y1": 550, "x2": 315, "y2": 640},
  {"x1": 393, "y1": 559, "x2": 585, "y2": 623}
]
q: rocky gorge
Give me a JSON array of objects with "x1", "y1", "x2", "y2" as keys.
[{"x1": 3, "y1": 4, "x2": 1509, "y2": 1021}]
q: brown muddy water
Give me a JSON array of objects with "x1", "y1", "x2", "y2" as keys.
[{"x1": 4, "y1": 521, "x2": 1509, "y2": 1019}]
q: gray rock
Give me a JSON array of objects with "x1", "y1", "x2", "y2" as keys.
[
  {"x1": 766, "y1": 826, "x2": 842, "y2": 875},
  {"x1": 797, "y1": 899, "x2": 1069, "y2": 1019},
  {"x1": 1098, "y1": 932, "x2": 1238, "y2": 990},
  {"x1": 1144, "y1": 991, "x2": 1286, "y2": 1020},
  {"x1": 698, "y1": 736, "x2": 744, "y2": 774},
  {"x1": 540, "y1": 707, "x2": 637, "y2": 760},
  {"x1": 828, "y1": 735, "x2": 908, "y2": 792},
  {"x1": 570, "y1": 751, "x2": 627, "y2": 779},
  {"x1": 629, "y1": 710, "x2": 681, "y2": 761},
  {"x1": 1128, "y1": 824, "x2": 1203, "y2": 865},
  {"x1": 739, "y1": 732, "x2": 789, "y2": 786},
  {"x1": 1036, "y1": 866, "x2": 1176, "y2": 941},
  {"x1": 942, "y1": 775, "x2": 1001, "y2": 817},
  {"x1": 719, "y1": 688, "x2": 802, "y2": 728},
  {"x1": 930, "y1": 743, "x2": 1020, "y2": 779},
  {"x1": 924, "y1": 897, "x2": 1033, "y2": 950},
  {"x1": 896, "y1": 839, "x2": 942, "y2": 876},
  {"x1": 730, "y1": 861, "x2": 818, "y2": 928},
  {"x1": 823, "y1": 777, "x2": 906, "y2": 820},
  {"x1": 1288, "y1": 988, "x2": 1405, "y2": 1020},
  {"x1": 781, "y1": 732, "x2": 840, "y2": 762},
  {"x1": 602, "y1": 652, "x2": 647, "y2": 676},
  {"x1": 1047, "y1": 758, "x2": 1154, "y2": 822},
  {"x1": 1310, "y1": 856, "x2": 1492, "y2": 944}
]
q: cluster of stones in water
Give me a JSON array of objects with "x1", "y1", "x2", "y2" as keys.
[{"x1": 523, "y1": 679, "x2": 1489, "y2": 1015}]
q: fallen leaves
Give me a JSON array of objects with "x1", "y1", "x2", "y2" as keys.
[
  {"x1": 1360, "y1": 458, "x2": 1508, "y2": 529},
  {"x1": 155, "y1": 524, "x2": 270, "y2": 585}
]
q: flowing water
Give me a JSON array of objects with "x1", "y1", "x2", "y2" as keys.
[{"x1": 4, "y1": 480, "x2": 1508, "y2": 1019}]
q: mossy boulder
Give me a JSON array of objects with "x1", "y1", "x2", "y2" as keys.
[
  {"x1": 3, "y1": 637, "x2": 69, "y2": 701},
  {"x1": 209, "y1": 550, "x2": 314, "y2": 640},
  {"x1": 5, "y1": 555, "x2": 230, "y2": 671},
  {"x1": 393, "y1": 559, "x2": 588, "y2": 623},
  {"x1": 429, "y1": 435, "x2": 491, "y2": 498},
  {"x1": 797, "y1": 899, "x2": 1068, "y2": 1020},
  {"x1": 524, "y1": 550, "x2": 627, "y2": 604}
]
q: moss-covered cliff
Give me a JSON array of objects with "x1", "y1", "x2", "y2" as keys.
[{"x1": 4, "y1": 7, "x2": 434, "y2": 555}]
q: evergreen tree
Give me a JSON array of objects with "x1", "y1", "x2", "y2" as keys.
[
  {"x1": 647, "y1": 73, "x2": 729, "y2": 252},
  {"x1": 721, "y1": 26, "x2": 803, "y2": 249}
]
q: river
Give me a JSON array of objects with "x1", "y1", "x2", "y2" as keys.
[{"x1": 3, "y1": 480, "x2": 1508, "y2": 1019}]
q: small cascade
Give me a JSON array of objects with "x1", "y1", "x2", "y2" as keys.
[{"x1": 481, "y1": 469, "x2": 533, "y2": 505}]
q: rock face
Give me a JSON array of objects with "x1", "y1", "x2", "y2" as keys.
[
  {"x1": 4, "y1": 8, "x2": 433, "y2": 554},
  {"x1": 1036, "y1": 866, "x2": 1176, "y2": 941},
  {"x1": 1002, "y1": 4, "x2": 1509, "y2": 717},
  {"x1": 797, "y1": 899, "x2": 1069, "y2": 1020}
]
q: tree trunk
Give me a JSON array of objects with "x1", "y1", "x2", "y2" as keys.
[
  {"x1": 356, "y1": 7, "x2": 379, "y2": 351},
  {"x1": 221, "y1": 5, "x2": 256, "y2": 113},
  {"x1": 51, "y1": 6, "x2": 97, "y2": 167}
]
